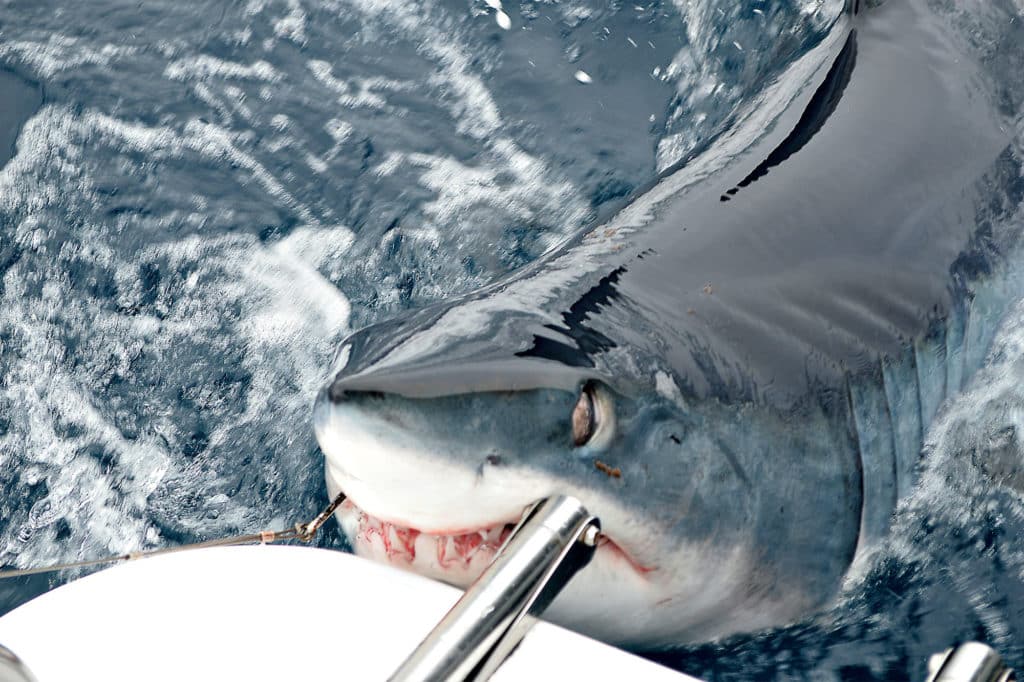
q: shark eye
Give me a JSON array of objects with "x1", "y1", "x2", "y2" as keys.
[
  {"x1": 572, "y1": 385, "x2": 597, "y2": 446},
  {"x1": 571, "y1": 381, "x2": 617, "y2": 449}
]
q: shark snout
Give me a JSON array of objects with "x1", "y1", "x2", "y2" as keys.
[{"x1": 312, "y1": 386, "x2": 536, "y2": 534}]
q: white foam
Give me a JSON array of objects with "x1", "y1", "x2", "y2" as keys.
[
  {"x1": 0, "y1": 270, "x2": 173, "y2": 568},
  {"x1": 0, "y1": 107, "x2": 83, "y2": 215},
  {"x1": 324, "y1": 118, "x2": 353, "y2": 144},
  {"x1": 188, "y1": 119, "x2": 317, "y2": 223},
  {"x1": 307, "y1": 60, "x2": 399, "y2": 110},
  {"x1": 0, "y1": 0, "x2": 638, "y2": 597},
  {"x1": 164, "y1": 56, "x2": 280, "y2": 83},
  {"x1": 0, "y1": 98, "x2": 357, "y2": 571},
  {"x1": 0, "y1": 35, "x2": 137, "y2": 79},
  {"x1": 35, "y1": 105, "x2": 302, "y2": 241},
  {"x1": 405, "y1": 141, "x2": 583, "y2": 244},
  {"x1": 273, "y1": 0, "x2": 309, "y2": 44}
]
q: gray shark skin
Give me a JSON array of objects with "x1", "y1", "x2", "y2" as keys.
[{"x1": 314, "y1": 0, "x2": 1024, "y2": 649}]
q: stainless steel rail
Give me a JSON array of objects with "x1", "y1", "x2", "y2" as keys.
[
  {"x1": 0, "y1": 643, "x2": 36, "y2": 682},
  {"x1": 3, "y1": 490, "x2": 1016, "y2": 682},
  {"x1": 927, "y1": 642, "x2": 1016, "y2": 682},
  {"x1": 390, "y1": 495, "x2": 600, "y2": 682}
]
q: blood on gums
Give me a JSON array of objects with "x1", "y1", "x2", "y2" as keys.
[
  {"x1": 353, "y1": 506, "x2": 554, "y2": 573},
  {"x1": 357, "y1": 512, "x2": 419, "y2": 563},
  {"x1": 393, "y1": 526, "x2": 420, "y2": 560},
  {"x1": 453, "y1": 532, "x2": 483, "y2": 560}
]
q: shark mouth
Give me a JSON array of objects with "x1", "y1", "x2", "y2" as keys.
[
  {"x1": 338, "y1": 497, "x2": 517, "y2": 575},
  {"x1": 335, "y1": 496, "x2": 655, "y2": 585}
]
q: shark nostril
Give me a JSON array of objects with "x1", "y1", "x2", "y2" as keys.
[
  {"x1": 327, "y1": 382, "x2": 348, "y2": 403},
  {"x1": 327, "y1": 383, "x2": 386, "y2": 404}
]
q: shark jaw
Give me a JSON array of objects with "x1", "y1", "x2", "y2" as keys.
[
  {"x1": 316, "y1": 397, "x2": 658, "y2": 576},
  {"x1": 319, "y1": 456, "x2": 673, "y2": 650},
  {"x1": 324, "y1": 467, "x2": 654, "y2": 590},
  {"x1": 313, "y1": 393, "x2": 769, "y2": 650}
]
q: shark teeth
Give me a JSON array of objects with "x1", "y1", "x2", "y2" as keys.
[{"x1": 346, "y1": 501, "x2": 515, "y2": 575}]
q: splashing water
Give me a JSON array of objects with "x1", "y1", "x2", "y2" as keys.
[{"x1": 1, "y1": 0, "x2": 1023, "y2": 679}]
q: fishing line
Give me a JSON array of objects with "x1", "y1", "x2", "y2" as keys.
[{"x1": 0, "y1": 492, "x2": 347, "y2": 580}]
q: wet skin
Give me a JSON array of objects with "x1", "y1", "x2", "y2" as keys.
[{"x1": 315, "y1": 0, "x2": 1024, "y2": 649}]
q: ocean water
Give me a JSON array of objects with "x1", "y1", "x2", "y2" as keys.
[{"x1": 0, "y1": 0, "x2": 1023, "y2": 679}]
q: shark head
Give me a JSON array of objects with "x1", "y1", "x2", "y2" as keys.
[
  {"x1": 308, "y1": 0, "x2": 1024, "y2": 650},
  {"x1": 313, "y1": 274, "x2": 863, "y2": 649}
]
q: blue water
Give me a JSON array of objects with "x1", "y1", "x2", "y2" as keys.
[{"x1": 1, "y1": 0, "x2": 1023, "y2": 679}]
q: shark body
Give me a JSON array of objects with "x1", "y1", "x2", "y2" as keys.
[{"x1": 315, "y1": 0, "x2": 1024, "y2": 649}]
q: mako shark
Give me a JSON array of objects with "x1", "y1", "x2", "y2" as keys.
[{"x1": 314, "y1": 0, "x2": 1024, "y2": 649}]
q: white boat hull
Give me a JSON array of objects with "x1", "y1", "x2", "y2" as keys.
[{"x1": 0, "y1": 545, "x2": 694, "y2": 681}]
